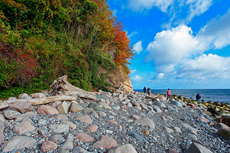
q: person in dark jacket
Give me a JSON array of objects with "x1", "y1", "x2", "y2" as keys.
[
  {"x1": 147, "y1": 87, "x2": 151, "y2": 95},
  {"x1": 143, "y1": 86, "x2": 146, "y2": 93},
  {"x1": 196, "y1": 93, "x2": 201, "y2": 103}
]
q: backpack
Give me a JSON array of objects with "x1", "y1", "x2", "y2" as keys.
[{"x1": 197, "y1": 94, "x2": 201, "y2": 99}]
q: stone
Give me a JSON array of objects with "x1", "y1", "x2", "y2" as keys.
[
  {"x1": 107, "y1": 120, "x2": 118, "y2": 125},
  {"x1": 83, "y1": 108, "x2": 95, "y2": 114},
  {"x1": 15, "y1": 111, "x2": 37, "y2": 121},
  {"x1": 3, "y1": 110, "x2": 21, "y2": 119},
  {"x1": 40, "y1": 140, "x2": 58, "y2": 152},
  {"x1": 18, "y1": 93, "x2": 32, "y2": 99},
  {"x1": 62, "y1": 120, "x2": 77, "y2": 129},
  {"x1": 132, "y1": 101, "x2": 140, "y2": 106},
  {"x1": 118, "y1": 124, "x2": 122, "y2": 131},
  {"x1": 37, "y1": 105, "x2": 59, "y2": 115},
  {"x1": 132, "y1": 115, "x2": 139, "y2": 120},
  {"x1": 93, "y1": 135, "x2": 118, "y2": 149},
  {"x1": 187, "y1": 134, "x2": 197, "y2": 140},
  {"x1": 173, "y1": 127, "x2": 182, "y2": 133},
  {"x1": 215, "y1": 116, "x2": 230, "y2": 127},
  {"x1": 75, "y1": 115, "x2": 93, "y2": 124},
  {"x1": 70, "y1": 102, "x2": 84, "y2": 113},
  {"x1": 170, "y1": 101, "x2": 182, "y2": 108},
  {"x1": 31, "y1": 93, "x2": 46, "y2": 99},
  {"x1": 113, "y1": 106, "x2": 120, "y2": 110},
  {"x1": 98, "y1": 111, "x2": 107, "y2": 117},
  {"x1": 0, "y1": 121, "x2": 4, "y2": 144},
  {"x1": 152, "y1": 106, "x2": 162, "y2": 113},
  {"x1": 57, "y1": 101, "x2": 70, "y2": 114},
  {"x1": 165, "y1": 127, "x2": 174, "y2": 133},
  {"x1": 187, "y1": 103, "x2": 196, "y2": 109},
  {"x1": 72, "y1": 147, "x2": 91, "y2": 153},
  {"x1": 56, "y1": 114, "x2": 68, "y2": 121},
  {"x1": 88, "y1": 102, "x2": 100, "y2": 111},
  {"x1": 128, "y1": 132, "x2": 148, "y2": 143},
  {"x1": 38, "y1": 128, "x2": 51, "y2": 138},
  {"x1": 49, "y1": 124, "x2": 69, "y2": 133},
  {"x1": 62, "y1": 134, "x2": 74, "y2": 150},
  {"x1": 217, "y1": 128, "x2": 230, "y2": 140},
  {"x1": 196, "y1": 116, "x2": 210, "y2": 124},
  {"x1": 167, "y1": 106, "x2": 178, "y2": 112},
  {"x1": 127, "y1": 103, "x2": 133, "y2": 107},
  {"x1": 2, "y1": 136, "x2": 36, "y2": 152},
  {"x1": 214, "y1": 122, "x2": 230, "y2": 130},
  {"x1": 87, "y1": 125, "x2": 98, "y2": 132},
  {"x1": 142, "y1": 129, "x2": 149, "y2": 135},
  {"x1": 108, "y1": 144, "x2": 137, "y2": 153},
  {"x1": 155, "y1": 102, "x2": 166, "y2": 108},
  {"x1": 135, "y1": 117, "x2": 155, "y2": 131},
  {"x1": 76, "y1": 133, "x2": 94, "y2": 142},
  {"x1": 10, "y1": 102, "x2": 34, "y2": 113},
  {"x1": 0, "y1": 102, "x2": 9, "y2": 110},
  {"x1": 121, "y1": 104, "x2": 127, "y2": 109},
  {"x1": 50, "y1": 134, "x2": 63, "y2": 142},
  {"x1": 91, "y1": 111, "x2": 99, "y2": 119},
  {"x1": 166, "y1": 149, "x2": 179, "y2": 153},
  {"x1": 13, "y1": 121, "x2": 35, "y2": 135},
  {"x1": 182, "y1": 123, "x2": 198, "y2": 133},
  {"x1": 0, "y1": 114, "x2": 6, "y2": 122},
  {"x1": 50, "y1": 101, "x2": 62, "y2": 107},
  {"x1": 134, "y1": 106, "x2": 142, "y2": 111},
  {"x1": 187, "y1": 143, "x2": 213, "y2": 153}
]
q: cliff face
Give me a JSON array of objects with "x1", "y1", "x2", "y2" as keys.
[{"x1": 105, "y1": 67, "x2": 133, "y2": 92}]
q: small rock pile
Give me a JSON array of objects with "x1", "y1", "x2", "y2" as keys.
[{"x1": 0, "y1": 90, "x2": 230, "y2": 153}]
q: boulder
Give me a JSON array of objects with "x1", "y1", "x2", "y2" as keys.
[
  {"x1": 217, "y1": 128, "x2": 230, "y2": 140},
  {"x1": 57, "y1": 101, "x2": 69, "y2": 114},
  {"x1": 93, "y1": 135, "x2": 118, "y2": 149},
  {"x1": 37, "y1": 105, "x2": 59, "y2": 115},
  {"x1": 10, "y1": 102, "x2": 34, "y2": 113},
  {"x1": 187, "y1": 143, "x2": 213, "y2": 153}
]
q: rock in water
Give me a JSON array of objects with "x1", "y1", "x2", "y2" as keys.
[{"x1": 2, "y1": 136, "x2": 36, "y2": 152}]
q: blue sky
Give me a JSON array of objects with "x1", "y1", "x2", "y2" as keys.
[{"x1": 107, "y1": 0, "x2": 230, "y2": 89}]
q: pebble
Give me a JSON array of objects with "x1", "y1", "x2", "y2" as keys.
[{"x1": 93, "y1": 135, "x2": 118, "y2": 149}]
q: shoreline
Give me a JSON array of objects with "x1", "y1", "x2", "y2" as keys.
[{"x1": 0, "y1": 90, "x2": 230, "y2": 152}]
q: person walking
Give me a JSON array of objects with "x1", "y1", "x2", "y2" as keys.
[
  {"x1": 167, "y1": 89, "x2": 171, "y2": 100},
  {"x1": 147, "y1": 87, "x2": 151, "y2": 95},
  {"x1": 196, "y1": 93, "x2": 201, "y2": 103},
  {"x1": 143, "y1": 86, "x2": 146, "y2": 93}
]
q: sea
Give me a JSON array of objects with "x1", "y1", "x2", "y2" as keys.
[{"x1": 134, "y1": 89, "x2": 230, "y2": 104}]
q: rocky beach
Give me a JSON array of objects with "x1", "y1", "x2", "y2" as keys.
[{"x1": 0, "y1": 78, "x2": 230, "y2": 153}]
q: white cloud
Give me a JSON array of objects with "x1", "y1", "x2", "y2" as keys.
[
  {"x1": 197, "y1": 8, "x2": 230, "y2": 49},
  {"x1": 130, "y1": 69, "x2": 137, "y2": 74},
  {"x1": 146, "y1": 9, "x2": 230, "y2": 80},
  {"x1": 131, "y1": 75, "x2": 142, "y2": 82},
  {"x1": 128, "y1": 0, "x2": 173, "y2": 12},
  {"x1": 133, "y1": 41, "x2": 143, "y2": 54},
  {"x1": 146, "y1": 24, "x2": 205, "y2": 65},
  {"x1": 128, "y1": 31, "x2": 138, "y2": 38},
  {"x1": 155, "y1": 73, "x2": 165, "y2": 79},
  {"x1": 186, "y1": 0, "x2": 213, "y2": 22},
  {"x1": 177, "y1": 54, "x2": 230, "y2": 79}
]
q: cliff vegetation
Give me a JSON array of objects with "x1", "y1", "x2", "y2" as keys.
[{"x1": 0, "y1": 0, "x2": 134, "y2": 99}]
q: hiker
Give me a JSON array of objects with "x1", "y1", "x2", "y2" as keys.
[
  {"x1": 147, "y1": 87, "x2": 151, "y2": 95},
  {"x1": 167, "y1": 88, "x2": 171, "y2": 100},
  {"x1": 196, "y1": 93, "x2": 201, "y2": 103},
  {"x1": 143, "y1": 86, "x2": 146, "y2": 93}
]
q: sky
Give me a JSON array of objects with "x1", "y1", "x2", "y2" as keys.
[{"x1": 107, "y1": 0, "x2": 230, "y2": 89}]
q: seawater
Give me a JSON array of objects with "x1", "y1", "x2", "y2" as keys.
[{"x1": 134, "y1": 89, "x2": 230, "y2": 104}]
